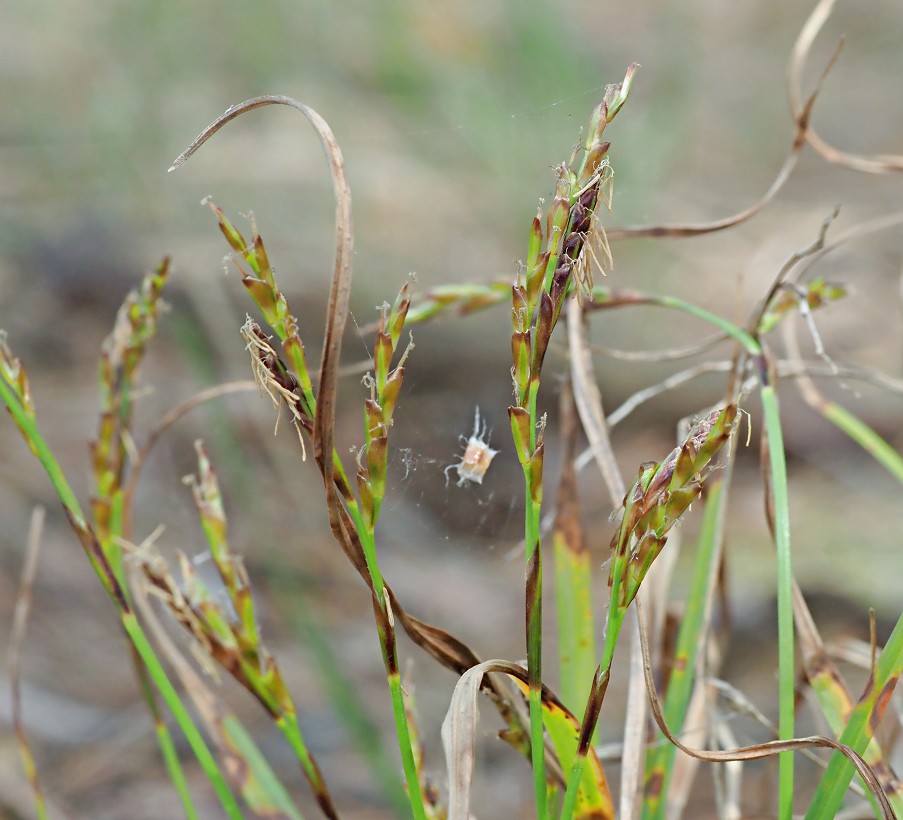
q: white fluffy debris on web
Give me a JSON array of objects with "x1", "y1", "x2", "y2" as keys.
[{"x1": 445, "y1": 407, "x2": 499, "y2": 487}]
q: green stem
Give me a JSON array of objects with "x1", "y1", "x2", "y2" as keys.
[
  {"x1": 121, "y1": 613, "x2": 242, "y2": 819},
  {"x1": 526, "y1": 494, "x2": 547, "y2": 820},
  {"x1": 760, "y1": 381, "x2": 795, "y2": 820},
  {"x1": 277, "y1": 713, "x2": 335, "y2": 819},
  {"x1": 349, "y1": 507, "x2": 426, "y2": 820},
  {"x1": 131, "y1": 642, "x2": 200, "y2": 820},
  {"x1": 154, "y1": 717, "x2": 199, "y2": 820},
  {"x1": 0, "y1": 378, "x2": 240, "y2": 819},
  {"x1": 347, "y1": 505, "x2": 386, "y2": 607},
  {"x1": 523, "y1": 379, "x2": 548, "y2": 820},
  {"x1": 0, "y1": 379, "x2": 84, "y2": 523},
  {"x1": 387, "y1": 669, "x2": 427, "y2": 820},
  {"x1": 559, "y1": 550, "x2": 626, "y2": 820},
  {"x1": 558, "y1": 609, "x2": 623, "y2": 820}
]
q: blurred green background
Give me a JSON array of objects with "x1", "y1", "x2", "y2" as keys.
[{"x1": 2, "y1": 1, "x2": 902, "y2": 817}]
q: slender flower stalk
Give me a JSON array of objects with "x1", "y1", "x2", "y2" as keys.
[
  {"x1": 207, "y1": 203, "x2": 427, "y2": 819},
  {"x1": 576, "y1": 280, "x2": 809, "y2": 817},
  {"x1": 508, "y1": 65, "x2": 636, "y2": 819},
  {"x1": 0, "y1": 331, "x2": 242, "y2": 820},
  {"x1": 348, "y1": 286, "x2": 425, "y2": 820},
  {"x1": 559, "y1": 404, "x2": 738, "y2": 819},
  {"x1": 88, "y1": 259, "x2": 202, "y2": 817},
  {"x1": 141, "y1": 442, "x2": 339, "y2": 819}
]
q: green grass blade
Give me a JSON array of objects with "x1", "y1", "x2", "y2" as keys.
[
  {"x1": 1, "y1": 364, "x2": 241, "y2": 819},
  {"x1": 819, "y1": 401, "x2": 903, "y2": 484},
  {"x1": 517, "y1": 680, "x2": 612, "y2": 818},
  {"x1": 554, "y1": 368, "x2": 601, "y2": 721},
  {"x1": 130, "y1": 644, "x2": 199, "y2": 820},
  {"x1": 153, "y1": 715, "x2": 199, "y2": 820},
  {"x1": 760, "y1": 383, "x2": 795, "y2": 820},
  {"x1": 553, "y1": 527, "x2": 595, "y2": 716},
  {"x1": 795, "y1": 585, "x2": 903, "y2": 816},
  {"x1": 805, "y1": 612, "x2": 903, "y2": 818},
  {"x1": 121, "y1": 612, "x2": 243, "y2": 819},
  {"x1": 221, "y1": 715, "x2": 305, "y2": 820}
]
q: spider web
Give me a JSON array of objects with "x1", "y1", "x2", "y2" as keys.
[{"x1": 329, "y1": 80, "x2": 628, "y2": 558}]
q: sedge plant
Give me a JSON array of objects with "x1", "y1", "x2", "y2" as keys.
[{"x1": 4, "y1": 18, "x2": 903, "y2": 819}]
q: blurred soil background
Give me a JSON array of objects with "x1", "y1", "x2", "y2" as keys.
[{"x1": 1, "y1": 1, "x2": 902, "y2": 817}]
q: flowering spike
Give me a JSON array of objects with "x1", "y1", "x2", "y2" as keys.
[
  {"x1": 380, "y1": 367, "x2": 404, "y2": 425},
  {"x1": 512, "y1": 283, "x2": 529, "y2": 333},
  {"x1": 527, "y1": 444, "x2": 544, "y2": 505},
  {"x1": 374, "y1": 331, "x2": 393, "y2": 396},
  {"x1": 531, "y1": 292, "x2": 555, "y2": 374},
  {"x1": 526, "y1": 251, "x2": 549, "y2": 308},
  {"x1": 604, "y1": 63, "x2": 639, "y2": 123},
  {"x1": 511, "y1": 331, "x2": 531, "y2": 404},
  {"x1": 387, "y1": 281, "x2": 412, "y2": 348},
  {"x1": 546, "y1": 194, "x2": 571, "y2": 259},
  {"x1": 242, "y1": 276, "x2": 280, "y2": 324},
  {"x1": 252, "y1": 234, "x2": 274, "y2": 288},
  {"x1": 205, "y1": 198, "x2": 248, "y2": 257},
  {"x1": 508, "y1": 406, "x2": 532, "y2": 465},
  {"x1": 526, "y1": 216, "x2": 543, "y2": 273},
  {"x1": 580, "y1": 141, "x2": 611, "y2": 189}
]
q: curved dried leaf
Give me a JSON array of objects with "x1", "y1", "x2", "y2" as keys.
[
  {"x1": 790, "y1": 0, "x2": 903, "y2": 174},
  {"x1": 443, "y1": 660, "x2": 612, "y2": 820},
  {"x1": 604, "y1": 49, "x2": 829, "y2": 244},
  {"x1": 635, "y1": 599, "x2": 895, "y2": 818},
  {"x1": 11, "y1": 509, "x2": 48, "y2": 819},
  {"x1": 793, "y1": 583, "x2": 903, "y2": 812},
  {"x1": 566, "y1": 298, "x2": 625, "y2": 507},
  {"x1": 170, "y1": 95, "x2": 353, "y2": 544}
]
